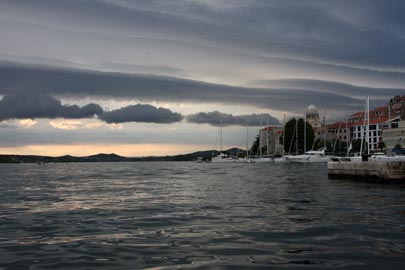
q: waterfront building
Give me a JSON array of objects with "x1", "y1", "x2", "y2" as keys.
[
  {"x1": 327, "y1": 95, "x2": 405, "y2": 152},
  {"x1": 306, "y1": 104, "x2": 322, "y2": 128},
  {"x1": 327, "y1": 113, "x2": 387, "y2": 152},
  {"x1": 383, "y1": 117, "x2": 404, "y2": 149},
  {"x1": 259, "y1": 126, "x2": 284, "y2": 155}
]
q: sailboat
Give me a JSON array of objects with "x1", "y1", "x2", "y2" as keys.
[
  {"x1": 236, "y1": 123, "x2": 255, "y2": 163},
  {"x1": 285, "y1": 111, "x2": 332, "y2": 163},
  {"x1": 286, "y1": 148, "x2": 331, "y2": 163},
  {"x1": 274, "y1": 114, "x2": 293, "y2": 163},
  {"x1": 348, "y1": 96, "x2": 370, "y2": 162},
  {"x1": 211, "y1": 122, "x2": 237, "y2": 163},
  {"x1": 255, "y1": 117, "x2": 273, "y2": 163}
]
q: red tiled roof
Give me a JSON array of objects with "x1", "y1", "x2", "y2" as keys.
[
  {"x1": 349, "y1": 112, "x2": 365, "y2": 119},
  {"x1": 260, "y1": 126, "x2": 283, "y2": 131},
  {"x1": 327, "y1": 117, "x2": 388, "y2": 129},
  {"x1": 327, "y1": 121, "x2": 346, "y2": 129},
  {"x1": 372, "y1": 106, "x2": 387, "y2": 112},
  {"x1": 348, "y1": 116, "x2": 388, "y2": 127}
]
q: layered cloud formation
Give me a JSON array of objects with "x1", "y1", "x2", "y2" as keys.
[
  {"x1": 0, "y1": 94, "x2": 184, "y2": 124},
  {"x1": 100, "y1": 104, "x2": 184, "y2": 124},
  {"x1": 0, "y1": 94, "x2": 279, "y2": 127},
  {"x1": 1, "y1": 63, "x2": 401, "y2": 115},
  {"x1": 0, "y1": 94, "x2": 102, "y2": 121},
  {"x1": 0, "y1": 0, "x2": 405, "y2": 155},
  {"x1": 187, "y1": 111, "x2": 280, "y2": 126},
  {"x1": 1, "y1": 0, "x2": 404, "y2": 114},
  {"x1": 1, "y1": 0, "x2": 405, "y2": 70}
]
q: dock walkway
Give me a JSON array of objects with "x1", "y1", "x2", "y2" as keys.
[{"x1": 328, "y1": 161, "x2": 405, "y2": 183}]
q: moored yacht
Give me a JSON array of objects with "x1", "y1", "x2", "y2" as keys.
[
  {"x1": 285, "y1": 149, "x2": 331, "y2": 163},
  {"x1": 211, "y1": 153, "x2": 237, "y2": 163}
]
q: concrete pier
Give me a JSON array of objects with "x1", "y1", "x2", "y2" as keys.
[{"x1": 327, "y1": 161, "x2": 405, "y2": 183}]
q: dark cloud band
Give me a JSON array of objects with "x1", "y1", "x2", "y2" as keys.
[
  {"x1": 99, "y1": 104, "x2": 184, "y2": 124},
  {"x1": 0, "y1": 94, "x2": 103, "y2": 121},
  {"x1": 2, "y1": 62, "x2": 400, "y2": 115},
  {"x1": 187, "y1": 111, "x2": 280, "y2": 126},
  {"x1": 0, "y1": 94, "x2": 185, "y2": 124}
]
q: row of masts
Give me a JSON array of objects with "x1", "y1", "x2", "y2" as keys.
[{"x1": 218, "y1": 96, "x2": 377, "y2": 158}]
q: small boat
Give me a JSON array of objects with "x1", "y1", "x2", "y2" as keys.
[
  {"x1": 285, "y1": 149, "x2": 331, "y2": 163},
  {"x1": 369, "y1": 152, "x2": 405, "y2": 161},
  {"x1": 211, "y1": 153, "x2": 237, "y2": 163},
  {"x1": 235, "y1": 157, "x2": 255, "y2": 163},
  {"x1": 194, "y1": 157, "x2": 204, "y2": 163},
  {"x1": 254, "y1": 157, "x2": 273, "y2": 163}
]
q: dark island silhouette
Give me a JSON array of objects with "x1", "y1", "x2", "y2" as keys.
[{"x1": 0, "y1": 148, "x2": 247, "y2": 163}]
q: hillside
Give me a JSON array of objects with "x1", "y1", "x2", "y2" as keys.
[{"x1": 0, "y1": 148, "x2": 247, "y2": 163}]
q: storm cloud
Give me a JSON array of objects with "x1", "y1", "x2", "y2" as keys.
[
  {"x1": 1, "y1": 0, "x2": 405, "y2": 108},
  {"x1": 1, "y1": 0, "x2": 405, "y2": 70},
  {"x1": 0, "y1": 94, "x2": 185, "y2": 124},
  {"x1": 2, "y1": 63, "x2": 402, "y2": 115},
  {"x1": 0, "y1": 94, "x2": 103, "y2": 121},
  {"x1": 187, "y1": 111, "x2": 280, "y2": 127},
  {"x1": 99, "y1": 104, "x2": 184, "y2": 124},
  {"x1": 1, "y1": 1, "x2": 405, "y2": 155}
]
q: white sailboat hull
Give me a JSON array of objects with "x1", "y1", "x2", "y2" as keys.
[{"x1": 254, "y1": 157, "x2": 273, "y2": 163}]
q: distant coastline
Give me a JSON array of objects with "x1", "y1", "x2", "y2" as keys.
[{"x1": 0, "y1": 148, "x2": 245, "y2": 163}]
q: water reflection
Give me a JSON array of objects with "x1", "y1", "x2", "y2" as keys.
[{"x1": 0, "y1": 162, "x2": 405, "y2": 269}]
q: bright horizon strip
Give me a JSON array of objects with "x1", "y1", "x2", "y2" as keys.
[{"x1": 0, "y1": 143, "x2": 238, "y2": 157}]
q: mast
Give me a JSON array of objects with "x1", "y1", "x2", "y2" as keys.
[
  {"x1": 283, "y1": 114, "x2": 286, "y2": 155},
  {"x1": 259, "y1": 118, "x2": 263, "y2": 158},
  {"x1": 266, "y1": 117, "x2": 269, "y2": 156},
  {"x1": 345, "y1": 106, "x2": 349, "y2": 155},
  {"x1": 360, "y1": 99, "x2": 367, "y2": 154},
  {"x1": 332, "y1": 122, "x2": 342, "y2": 154},
  {"x1": 246, "y1": 123, "x2": 248, "y2": 158},
  {"x1": 323, "y1": 108, "x2": 327, "y2": 149},
  {"x1": 295, "y1": 118, "x2": 299, "y2": 155},
  {"x1": 367, "y1": 96, "x2": 370, "y2": 155},
  {"x1": 220, "y1": 120, "x2": 223, "y2": 154},
  {"x1": 289, "y1": 122, "x2": 296, "y2": 154},
  {"x1": 388, "y1": 99, "x2": 391, "y2": 149},
  {"x1": 304, "y1": 109, "x2": 307, "y2": 153}
]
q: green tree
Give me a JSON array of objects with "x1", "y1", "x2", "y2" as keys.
[
  {"x1": 283, "y1": 118, "x2": 316, "y2": 154},
  {"x1": 350, "y1": 139, "x2": 368, "y2": 153},
  {"x1": 379, "y1": 141, "x2": 386, "y2": 151},
  {"x1": 250, "y1": 135, "x2": 260, "y2": 155}
]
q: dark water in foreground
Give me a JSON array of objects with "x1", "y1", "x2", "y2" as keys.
[{"x1": 1, "y1": 162, "x2": 405, "y2": 270}]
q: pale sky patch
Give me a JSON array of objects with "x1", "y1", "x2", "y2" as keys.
[
  {"x1": 49, "y1": 119, "x2": 104, "y2": 130},
  {"x1": 19, "y1": 119, "x2": 37, "y2": 128},
  {"x1": 0, "y1": 143, "x2": 215, "y2": 157}
]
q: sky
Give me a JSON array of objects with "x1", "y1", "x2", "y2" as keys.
[{"x1": 0, "y1": 0, "x2": 405, "y2": 156}]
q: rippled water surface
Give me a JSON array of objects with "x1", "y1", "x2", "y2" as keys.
[{"x1": 1, "y1": 162, "x2": 405, "y2": 269}]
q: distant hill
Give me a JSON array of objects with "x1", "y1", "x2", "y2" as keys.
[{"x1": 0, "y1": 148, "x2": 247, "y2": 163}]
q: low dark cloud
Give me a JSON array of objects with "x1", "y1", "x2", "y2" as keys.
[
  {"x1": 1, "y1": 62, "x2": 393, "y2": 114},
  {"x1": 0, "y1": 94, "x2": 184, "y2": 124},
  {"x1": 0, "y1": 94, "x2": 103, "y2": 121},
  {"x1": 187, "y1": 111, "x2": 280, "y2": 127},
  {"x1": 99, "y1": 104, "x2": 184, "y2": 124},
  {"x1": 254, "y1": 78, "x2": 404, "y2": 99}
]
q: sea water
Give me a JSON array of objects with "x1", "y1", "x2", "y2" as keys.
[{"x1": 0, "y1": 162, "x2": 405, "y2": 269}]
